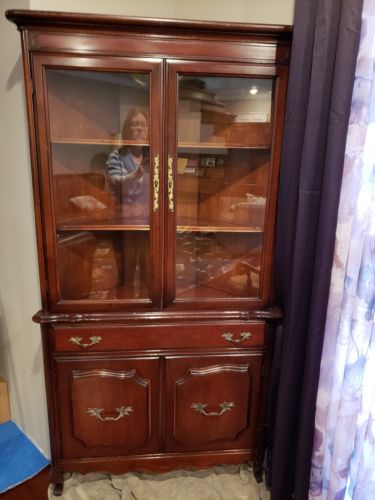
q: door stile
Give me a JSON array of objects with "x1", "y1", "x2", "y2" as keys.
[{"x1": 164, "y1": 61, "x2": 179, "y2": 307}]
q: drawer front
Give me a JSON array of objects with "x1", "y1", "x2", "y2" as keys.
[
  {"x1": 56, "y1": 357, "x2": 159, "y2": 459},
  {"x1": 165, "y1": 354, "x2": 262, "y2": 453},
  {"x1": 53, "y1": 322, "x2": 265, "y2": 352}
]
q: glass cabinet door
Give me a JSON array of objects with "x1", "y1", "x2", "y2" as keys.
[
  {"x1": 33, "y1": 56, "x2": 162, "y2": 306},
  {"x1": 166, "y1": 61, "x2": 285, "y2": 306}
]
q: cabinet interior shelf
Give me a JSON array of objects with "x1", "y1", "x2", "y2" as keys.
[
  {"x1": 51, "y1": 139, "x2": 269, "y2": 149},
  {"x1": 56, "y1": 222, "x2": 263, "y2": 233},
  {"x1": 177, "y1": 224, "x2": 263, "y2": 233},
  {"x1": 178, "y1": 142, "x2": 271, "y2": 150},
  {"x1": 57, "y1": 224, "x2": 150, "y2": 231},
  {"x1": 51, "y1": 138, "x2": 149, "y2": 147}
]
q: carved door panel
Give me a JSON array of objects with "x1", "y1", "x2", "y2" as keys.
[
  {"x1": 165, "y1": 354, "x2": 262, "y2": 452},
  {"x1": 56, "y1": 357, "x2": 159, "y2": 458}
]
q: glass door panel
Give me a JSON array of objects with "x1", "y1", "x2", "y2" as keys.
[
  {"x1": 47, "y1": 70, "x2": 151, "y2": 228},
  {"x1": 56, "y1": 229, "x2": 150, "y2": 301},
  {"x1": 33, "y1": 56, "x2": 162, "y2": 306},
  {"x1": 176, "y1": 231, "x2": 263, "y2": 299},
  {"x1": 174, "y1": 73, "x2": 274, "y2": 300}
]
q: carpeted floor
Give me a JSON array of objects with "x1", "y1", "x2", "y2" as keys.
[{"x1": 48, "y1": 464, "x2": 270, "y2": 500}]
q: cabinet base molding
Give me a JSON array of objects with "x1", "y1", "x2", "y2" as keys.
[{"x1": 60, "y1": 449, "x2": 255, "y2": 474}]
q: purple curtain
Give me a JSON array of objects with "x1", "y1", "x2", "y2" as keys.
[{"x1": 270, "y1": 1, "x2": 363, "y2": 499}]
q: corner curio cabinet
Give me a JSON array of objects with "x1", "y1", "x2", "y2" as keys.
[{"x1": 7, "y1": 9, "x2": 292, "y2": 495}]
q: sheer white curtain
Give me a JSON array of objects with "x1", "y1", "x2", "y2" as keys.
[{"x1": 310, "y1": 1, "x2": 375, "y2": 498}]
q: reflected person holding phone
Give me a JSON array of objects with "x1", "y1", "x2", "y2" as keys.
[
  {"x1": 106, "y1": 107, "x2": 150, "y2": 216},
  {"x1": 106, "y1": 108, "x2": 150, "y2": 297}
]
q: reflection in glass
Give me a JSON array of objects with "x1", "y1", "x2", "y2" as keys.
[
  {"x1": 106, "y1": 108, "x2": 150, "y2": 224},
  {"x1": 176, "y1": 149, "x2": 269, "y2": 230},
  {"x1": 57, "y1": 230, "x2": 150, "y2": 300},
  {"x1": 45, "y1": 69, "x2": 152, "y2": 301},
  {"x1": 176, "y1": 75, "x2": 274, "y2": 299},
  {"x1": 46, "y1": 70, "x2": 150, "y2": 227},
  {"x1": 175, "y1": 231, "x2": 263, "y2": 299},
  {"x1": 178, "y1": 76, "x2": 273, "y2": 147}
]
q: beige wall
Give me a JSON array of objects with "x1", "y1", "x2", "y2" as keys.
[
  {"x1": 30, "y1": 0, "x2": 294, "y2": 24},
  {"x1": 0, "y1": 0, "x2": 295, "y2": 457},
  {"x1": 0, "y1": 0, "x2": 51, "y2": 455}
]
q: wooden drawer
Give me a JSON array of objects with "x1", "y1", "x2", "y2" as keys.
[
  {"x1": 165, "y1": 354, "x2": 262, "y2": 453},
  {"x1": 56, "y1": 357, "x2": 159, "y2": 459},
  {"x1": 53, "y1": 322, "x2": 265, "y2": 352}
]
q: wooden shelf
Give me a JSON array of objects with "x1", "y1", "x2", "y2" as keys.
[
  {"x1": 57, "y1": 223, "x2": 260, "y2": 233},
  {"x1": 56, "y1": 214, "x2": 150, "y2": 231},
  {"x1": 51, "y1": 139, "x2": 268, "y2": 149},
  {"x1": 177, "y1": 217, "x2": 263, "y2": 233},
  {"x1": 177, "y1": 225, "x2": 263, "y2": 233},
  {"x1": 51, "y1": 138, "x2": 149, "y2": 147},
  {"x1": 178, "y1": 142, "x2": 271, "y2": 150},
  {"x1": 57, "y1": 224, "x2": 150, "y2": 231}
]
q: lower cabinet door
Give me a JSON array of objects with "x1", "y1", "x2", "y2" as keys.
[
  {"x1": 56, "y1": 357, "x2": 159, "y2": 458},
  {"x1": 165, "y1": 354, "x2": 262, "y2": 452}
]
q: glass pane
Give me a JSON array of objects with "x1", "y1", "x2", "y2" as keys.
[
  {"x1": 57, "y1": 230, "x2": 150, "y2": 300},
  {"x1": 176, "y1": 75, "x2": 273, "y2": 299},
  {"x1": 46, "y1": 70, "x2": 150, "y2": 227},
  {"x1": 45, "y1": 69, "x2": 152, "y2": 301},
  {"x1": 176, "y1": 231, "x2": 263, "y2": 299}
]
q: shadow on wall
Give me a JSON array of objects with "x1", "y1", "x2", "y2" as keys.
[
  {"x1": 6, "y1": 54, "x2": 23, "y2": 90},
  {"x1": 0, "y1": 293, "x2": 22, "y2": 421}
]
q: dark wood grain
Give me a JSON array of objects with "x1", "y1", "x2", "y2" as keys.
[
  {"x1": 6, "y1": 9, "x2": 292, "y2": 494},
  {"x1": 6, "y1": 9, "x2": 292, "y2": 36},
  {"x1": 56, "y1": 358, "x2": 159, "y2": 458},
  {"x1": 165, "y1": 354, "x2": 262, "y2": 452},
  {"x1": 52, "y1": 322, "x2": 265, "y2": 352}
]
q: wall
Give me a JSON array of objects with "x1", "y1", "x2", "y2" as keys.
[
  {"x1": 0, "y1": 0, "x2": 295, "y2": 456},
  {"x1": 30, "y1": 0, "x2": 294, "y2": 24},
  {"x1": 0, "y1": 0, "x2": 51, "y2": 455}
]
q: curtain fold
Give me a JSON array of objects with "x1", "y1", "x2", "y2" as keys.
[{"x1": 271, "y1": 1, "x2": 363, "y2": 499}]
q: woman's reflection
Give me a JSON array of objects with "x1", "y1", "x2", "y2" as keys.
[{"x1": 106, "y1": 108, "x2": 150, "y2": 297}]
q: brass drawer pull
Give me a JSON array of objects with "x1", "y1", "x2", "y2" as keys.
[
  {"x1": 191, "y1": 401, "x2": 235, "y2": 417},
  {"x1": 69, "y1": 336, "x2": 102, "y2": 348},
  {"x1": 222, "y1": 332, "x2": 252, "y2": 344},
  {"x1": 87, "y1": 406, "x2": 134, "y2": 422},
  {"x1": 153, "y1": 153, "x2": 160, "y2": 212},
  {"x1": 167, "y1": 155, "x2": 174, "y2": 212}
]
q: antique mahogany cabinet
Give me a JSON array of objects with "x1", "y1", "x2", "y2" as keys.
[{"x1": 7, "y1": 9, "x2": 292, "y2": 495}]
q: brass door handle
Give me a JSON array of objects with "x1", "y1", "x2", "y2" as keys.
[
  {"x1": 222, "y1": 332, "x2": 252, "y2": 344},
  {"x1": 69, "y1": 336, "x2": 102, "y2": 348},
  {"x1": 153, "y1": 153, "x2": 160, "y2": 212},
  {"x1": 191, "y1": 401, "x2": 235, "y2": 417},
  {"x1": 167, "y1": 155, "x2": 174, "y2": 212},
  {"x1": 87, "y1": 406, "x2": 134, "y2": 422}
]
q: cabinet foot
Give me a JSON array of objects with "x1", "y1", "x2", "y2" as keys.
[
  {"x1": 253, "y1": 462, "x2": 264, "y2": 483},
  {"x1": 50, "y1": 469, "x2": 64, "y2": 496},
  {"x1": 53, "y1": 482, "x2": 64, "y2": 496}
]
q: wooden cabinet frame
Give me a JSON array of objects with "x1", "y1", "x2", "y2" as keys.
[{"x1": 7, "y1": 9, "x2": 292, "y2": 496}]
